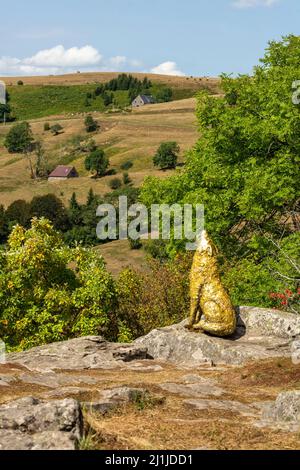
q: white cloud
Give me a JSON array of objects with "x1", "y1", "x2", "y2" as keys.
[
  {"x1": 0, "y1": 46, "x2": 184, "y2": 77},
  {"x1": 150, "y1": 61, "x2": 185, "y2": 76},
  {"x1": 23, "y1": 45, "x2": 102, "y2": 68},
  {"x1": 232, "y1": 0, "x2": 278, "y2": 8},
  {"x1": 129, "y1": 59, "x2": 144, "y2": 68},
  {"x1": 0, "y1": 45, "x2": 103, "y2": 76},
  {"x1": 108, "y1": 55, "x2": 127, "y2": 68}
]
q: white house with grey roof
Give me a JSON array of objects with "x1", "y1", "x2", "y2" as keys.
[{"x1": 131, "y1": 94, "x2": 155, "y2": 108}]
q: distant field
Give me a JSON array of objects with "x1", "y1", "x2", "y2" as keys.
[
  {"x1": 0, "y1": 98, "x2": 199, "y2": 207},
  {"x1": 96, "y1": 239, "x2": 149, "y2": 277},
  {"x1": 1, "y1": 71, "x2": 221, "y2": 90}
]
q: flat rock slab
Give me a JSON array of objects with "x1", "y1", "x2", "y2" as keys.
[
  {"x1": 160, "y1": 378, "x2": 224, "y2": 398},
  {"x1": 8, "y1": 336, "x2": 149, "y2": 372},
  {"x1": 0, "y1": 429, "x2": 78, "y2": 451},
  {"x1": 135, "y1": 307, "x2": 300, "y2": 366},
  {"x1": 184, "y1": 399, "x2": 260, "y2": 417}
]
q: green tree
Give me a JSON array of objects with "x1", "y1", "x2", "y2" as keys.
[
  {"x1": 35, "y1": 141, "x2": 48, "y2": 178},
  {"x1": 141, "y1": 35, "x2": 300, "y2": 307},
  {"x1": 153, "y1": 142, "x2": 180, "y2": 170},
  {"x1": 85, "y1": 149, "x2": 109, "y2": 178},
  {"x1": 102, "y1": 91, "x2": 113, "y2": 107},
  {"x1": 4, "y1": 122, "x2": 34, "y2": 153},
  {"x1": 30, "y1": 194, "x2": 70, "y2": 231},
  {"x1": 6, "y1": 200, "x2": 31, "y2": 228},
  {"x1": 155, "y1": 87, "x2": 173, "y2": 103},
  {"x1": 85, "y1": 115, "x2": 99, "y2": 133},
  {"x1": 68, "y1": 192, "x2": 83, "y2": 226},
  {"x1": 86, "y1": 188, "x2": 96, "y2": 206}
]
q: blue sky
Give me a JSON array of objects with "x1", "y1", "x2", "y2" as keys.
[{"x1": 0, "y1": 0, "x2": 298, "y2": 77}]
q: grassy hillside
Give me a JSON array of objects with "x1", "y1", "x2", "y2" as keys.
[
  {"x1": 0, "y1": 98, "x2": 198, "y2": 207},
  {"x1": 8, "y1": 85, "x2": 107, "y2": 120},
  {"x1": 2, "y1": 72, "x2": 221, "y2": 121}
]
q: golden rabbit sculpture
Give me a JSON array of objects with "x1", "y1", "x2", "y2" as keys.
[{"x1": 188, "y1": 230, "x2": 236, "y2": 337}]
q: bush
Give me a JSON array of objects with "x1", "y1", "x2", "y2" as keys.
[
  {"x1": 17, "y1": 80, "x2": 24, "y2": 86},
  {"x1": 50, "y1": 124, "x2": 63, "y2": 136},
  {"x1": 123, "y1": 172, "x2": 132, "y2": 186},
  {"x1": 109, "y1": 177, "x2": 122, "y2": 190},
  {"x1": 129, "y1": 237, "x2": 142, "y2": 250},
  {"x1": 144, "y1": 239, "x2": 169, "y2": 261},
  {"x1": 121, "y1": 160, "x2": 133, "y2": 171},
  {"x1": 116, "y1": 255, "x2": 191, "y2": 339},
  {"x1": 0, "y1": 219, "x2": 118, "y2": 351}
]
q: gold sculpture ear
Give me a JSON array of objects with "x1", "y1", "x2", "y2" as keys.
[{"x1": 207, "y1": 246, "x2": 213, "y2": 257}]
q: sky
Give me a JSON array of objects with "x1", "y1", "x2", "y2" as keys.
[{"x1": 0, "y1": 0, "x2": 299, "y2": 77}]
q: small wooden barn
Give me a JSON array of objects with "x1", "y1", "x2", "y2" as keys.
[
  {"x1": 48, "y1": 166, "x2": 78, "y2": 181},
  {"x1": 132, "y1": 94, "x2": 155, "y2": 108}
]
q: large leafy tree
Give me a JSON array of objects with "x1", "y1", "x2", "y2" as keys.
[
  {"x1": 30, "y1": 194, "x2": 70, "y2": 232},
  {"x1": 153, "y1": 141, "x2": 180, "y2": 170},
  {"x1": 141, "y1": 35, "x2": 300, "y2": 306},
  {"x1": 142, "y1": 35, "x2": 300, "y2": 246},
  {"x1": 4, "y1": 121, "x2": 34, "y2": 153},
  {"x1": 85, "y1": 148, "x2": 109, "y2": 177}
]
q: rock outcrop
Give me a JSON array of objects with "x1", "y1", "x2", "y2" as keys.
[
  {"x1": 135, "y1": 306, "x2": 300, "y2": 365},
  {"x1": 261, "y1": 391, "x2": 300, "y2": 432},
  {"x1": 8, "y1": 336, "x2": 148, "y2": 372},
  {"x1": 1, "y1": 306, "x2": 300, "y2": 450}
]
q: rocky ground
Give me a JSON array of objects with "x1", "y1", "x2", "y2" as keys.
[{"x1": 1, "y1": 307, "x2": 300, "y2": 450}]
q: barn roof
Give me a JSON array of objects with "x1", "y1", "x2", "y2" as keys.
[
  {"x1": 49, "y1": 166, "x2": 76, "y2": 178},
  {"x1": 139, "y1": 95, "x2": 154, "y2": 104},
  {"x1": 132, "y1": 94, "x2": 155, "y2": 105}
]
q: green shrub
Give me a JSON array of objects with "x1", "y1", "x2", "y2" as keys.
[
  {"x1": 120, "y1": 160, "x2": 133, "y2": 171},
  {"x1": 50, "y1": 124, "x2": 63, "y2": 136},
  {"x1": 109, "y1": 177, "x2": 122, "y2": 190},
  {"x1": 123, "y1": 172, "x2": 132, "y2": 186},
  {"x1": 116, "y1": 255, "x2": 191, "y2": 339},
  {"x1": 0, "y1": 219, "x2": 118, "y2": 351},
  {"x1": 129, "y1": 237, "x2": 142, "y2": 250}
]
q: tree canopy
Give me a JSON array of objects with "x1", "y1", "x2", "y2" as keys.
[
  {"x1": 4, "y1": 121, "x2": 34, "y2": 153},
  {"x1": 141, "y1": 35, "x2": 300, "y2": 306},
  {"x1": 153, "y1": 142, "x2": 180, "y2": 170},
  {"x1": 85, "y1": 148, "x2": 109, "y2": 177}
]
